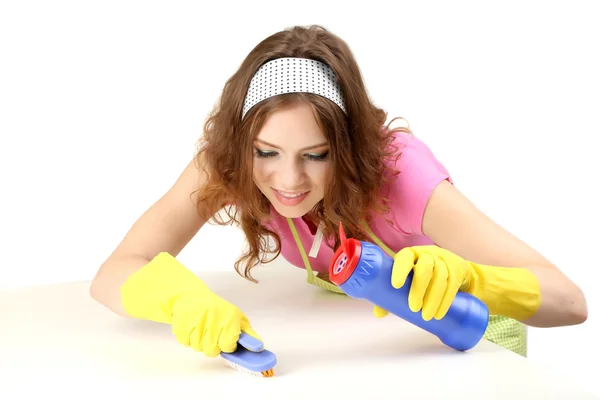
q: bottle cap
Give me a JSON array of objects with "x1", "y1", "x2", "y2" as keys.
[{"x1": 328, "y1": 222, "x2": 362, "y2": 285}]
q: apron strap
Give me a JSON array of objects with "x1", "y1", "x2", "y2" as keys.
[
  {"x1": 286, "y1": 217, "x2": 316, "y2": 283},
  {"x1": 286, "y1": 217, "x2": 396, "y2": 283},
  {"x1": 360, "y1": 220, "x2": 395, "y2": 257}
]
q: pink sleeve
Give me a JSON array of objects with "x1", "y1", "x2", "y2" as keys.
[{"x1": 388, "y1": 133, "x2": 452, "y2": 235}]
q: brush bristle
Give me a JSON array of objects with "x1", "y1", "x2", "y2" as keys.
[{"x1": 224, "y1": 359, "x2": 275, "y2": 378}]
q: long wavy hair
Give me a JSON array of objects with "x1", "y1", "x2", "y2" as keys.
[{"x1": 194, "y1": 25, "x2": 412, "y2": 282}]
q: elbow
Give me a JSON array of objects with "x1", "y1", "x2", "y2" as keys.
[
  {"x1": 89, "y1": 276, "x2": 101, "y2": 302},
  {"x1": 567, "y1": 305, "x2": 587, "y2": 326},
  {"x1": 541, "y1": 267, "x2": 588, "y2": 326},
  {"x1": 529, "y1": 281, "x2": 588, "y2": 327},
  {"x1": 89, "y1": 272, "x2": 106, "y2": 304},
  {"x1": 574, "y1": 307, "x2": 588, "y2": 325},
  {"x1": 565, "y1": 285, "x2": 588, "y2": 325},
  {"x1": 571, "y1": 292, "x2": 588, "y2": 325},
  {"x1": 89, "y1": 260, "x2": 112, "y2": 304}
]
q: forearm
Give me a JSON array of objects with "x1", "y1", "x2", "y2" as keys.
[
  {"x1": 89, "y1": 254, "x2": 151, "y2": 317},
  {"x1": 519, "y1": 264, "x2": 588, "y2": 327}
]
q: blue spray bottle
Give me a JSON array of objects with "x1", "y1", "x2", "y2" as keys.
[{"x1": 328, "y1": 222, "x2": 489, "y2": 351}]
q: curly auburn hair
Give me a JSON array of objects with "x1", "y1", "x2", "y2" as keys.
[{"x1": 194, "y1": 24, "x2": 412, "y2": 282}]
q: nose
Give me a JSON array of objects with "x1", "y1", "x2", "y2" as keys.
[{"x1": 277, "y1": 157, "x2": 305, "y2": 190}]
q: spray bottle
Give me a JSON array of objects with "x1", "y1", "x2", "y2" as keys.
[{"x1": 328, "y1": 222, "x2": 489, "y2": 351}]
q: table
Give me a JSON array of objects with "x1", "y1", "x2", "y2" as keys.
[{"x1": 0, "y1": 262, "x2": 596, "y2": 399}]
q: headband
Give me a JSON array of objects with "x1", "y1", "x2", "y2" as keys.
[{"x1": 241, "y1": 57, "x2": 347, "y2": 119}]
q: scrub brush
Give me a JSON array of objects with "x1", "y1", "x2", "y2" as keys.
[{"x1": 220, "y1": 332, "x2": 277, "y2": 377}]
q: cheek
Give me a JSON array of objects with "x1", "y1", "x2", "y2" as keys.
[
  {"x1": 307, "y1": 162, "x2": 329, "y2": 186},
  {"x1": 252, "y1": 159, "x2": 272, "y2": 182}
]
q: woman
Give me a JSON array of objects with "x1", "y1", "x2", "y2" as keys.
[{"x1": 90, "y1": 25, "x2": 587, "y2": 359}]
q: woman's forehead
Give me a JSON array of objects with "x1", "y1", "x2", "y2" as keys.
[{"x1": 255, "y1": 103, "x2": 327, "y2": 150}]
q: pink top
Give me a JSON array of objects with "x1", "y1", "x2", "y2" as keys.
[{"x1": 263, "y1": 131, "x2": 453, "y2": 273}]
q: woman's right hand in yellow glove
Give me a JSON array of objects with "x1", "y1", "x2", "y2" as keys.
[{"x1": 119, "y1": 252, "x2": 263, "y2": 357}]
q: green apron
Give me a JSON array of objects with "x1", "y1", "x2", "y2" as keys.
[{"x1": 286, "y1": 217, "x2": 528, "y2": 357}]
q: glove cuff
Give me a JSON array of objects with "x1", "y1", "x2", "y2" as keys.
[
  {"x1": 120, "y1": 252, "x2": 210, "y2": 323},
  {"x1": 468, "y1": 263, "x2": 542, "y2": 321}
]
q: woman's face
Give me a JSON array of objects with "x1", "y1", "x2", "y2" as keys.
[{"x1": 252, "y1": 102, "x2": 330, "y2": 219}]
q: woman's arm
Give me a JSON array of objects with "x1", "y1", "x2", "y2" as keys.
[
  {"x1": 422, "y1": 180, "x2": 588, "y2": 327},
  {"x1": 90, "y1": 158, "x2": 209, "y2": 317}
]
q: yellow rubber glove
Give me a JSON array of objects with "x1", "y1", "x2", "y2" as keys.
[
  {"x1": 120, "y1": 252, "x2": 262, "y2": 357},
  {"x1": 373, "y1": 245, "x2": 542, "y2": 321}
]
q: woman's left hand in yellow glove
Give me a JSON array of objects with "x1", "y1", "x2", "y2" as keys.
[
  {"x1": 374, "y1": 245, "x2": 542, "y2": 321},
  {"x1": 373, "y1": 245, "x2": 474, "y2": 321}
]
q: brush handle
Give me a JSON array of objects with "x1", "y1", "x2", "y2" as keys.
[
  {"x1": 219, "y1": 333, "x2": 277, "y2": 372},
  {"x1": 237, "y1": 332, "x2": 263, "y2": 351}
]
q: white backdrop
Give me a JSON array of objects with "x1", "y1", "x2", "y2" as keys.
[{"x1": 1, "y1": 0, "x2": 598, "y2": 396}]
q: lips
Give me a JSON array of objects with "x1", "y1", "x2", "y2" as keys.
[
  {"x1": 275, "y1": 190, "x2": 307, "y2": 198},
  {"x1": 271, "y1": 188, "x2": 311, "y2": 206}
]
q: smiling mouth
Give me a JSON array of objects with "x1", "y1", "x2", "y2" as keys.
[
  {"x1": 273, "y1": 189, "x2": 309, "y2": 198},
  {"x1": 275, "y1": 189, "x2": 307, "y2": 199}
]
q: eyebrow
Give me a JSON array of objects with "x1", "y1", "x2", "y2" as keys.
[{"x1": 255, "y1": 139, "x2": 328, "y2": 151}]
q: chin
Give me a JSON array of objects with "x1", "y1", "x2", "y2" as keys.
[
  {"x1": 271, "y1": 203, "x2": 312, "y2": 219},
  {"x1": 269, "y1": 194, "x2": 320, "y2": 219}
]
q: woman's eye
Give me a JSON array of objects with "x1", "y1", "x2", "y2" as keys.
[
  {"x1": 305, "y1": 151, "x2": 329, "y2": 161},
  {"x1": 254, "y1": 149, "x2": 329, "y2": 161},
  {"x1": 255, "y1": 149, "x2": 277, "y2": 158}
]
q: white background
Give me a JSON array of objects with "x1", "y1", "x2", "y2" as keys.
[{"x1": 1, "y1": 0, "x2": 598, "y2": 396}]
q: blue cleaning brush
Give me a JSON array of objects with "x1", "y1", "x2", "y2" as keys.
[{"x1": 220, "y1": 332, "x2": 277, "y2": 377}]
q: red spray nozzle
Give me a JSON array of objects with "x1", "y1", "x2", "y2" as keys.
[
  {"x1": 329, "y1": 221, "x2": 362, "y2": 285},
  {"x1": 339, "y1": 221, "x2": 352, "y2": 256}
]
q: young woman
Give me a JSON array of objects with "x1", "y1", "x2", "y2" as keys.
[{"x1": 90, "y1": 25, "x2": 587, "y2": 359}]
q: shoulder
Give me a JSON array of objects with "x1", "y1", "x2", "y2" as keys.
[
  {"x1": 387, "y1": 131, "x2": 449, "y2": 174},
  {"x1": 382, "y1": 131, "x2": 452, "y2": 235}
]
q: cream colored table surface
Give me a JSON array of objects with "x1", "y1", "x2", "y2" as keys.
[{"x1": 0, "y1": 263, "x2": 596, "y2": 399}]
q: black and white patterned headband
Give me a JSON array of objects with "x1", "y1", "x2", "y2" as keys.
[{"x1": 241, "y1": 57, "x2": 347, "y2": 119}]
